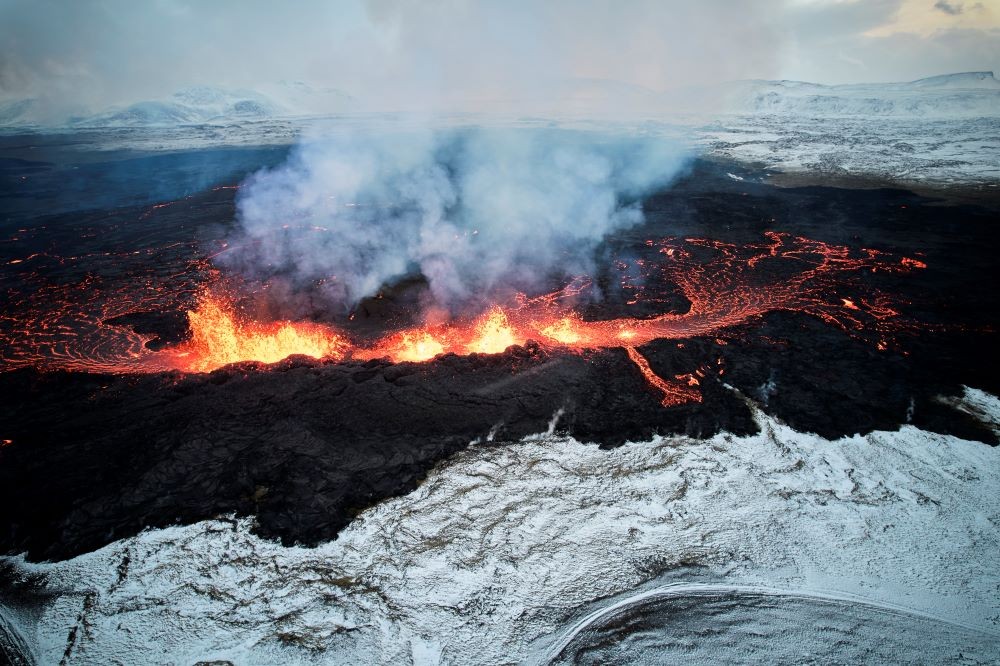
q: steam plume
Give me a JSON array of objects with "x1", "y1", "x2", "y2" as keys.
[{"x1": 225, "y1": 126, "x2": 689, "y2": 316}]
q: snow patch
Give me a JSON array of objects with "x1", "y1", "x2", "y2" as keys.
[{"x1": 3, "y1": 400, "x2": 999, "y2": 664}]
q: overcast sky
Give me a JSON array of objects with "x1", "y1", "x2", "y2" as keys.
[{"x1": 1, "y1": 0, "x2": 997, "y2": 112}]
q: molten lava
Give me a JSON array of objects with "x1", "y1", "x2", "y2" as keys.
[
  {"x1": 466, "y1": 307, "x2": 517, "y2": 354},
  {"x1": 539, "y1": 316, "x2": 583, "y2": 344},
  {"x1": 169, "y1": 296, "x2": 349, "y2": 372},
  {"x1": 1, "y1": 232, "x2": 929, "y2": 408},
  {"x1": 378, "y1": 331, "x2": 446, "y2": 363},
  {"x1": 625, "y1": 346, "x2": 703, "y2": 407}
]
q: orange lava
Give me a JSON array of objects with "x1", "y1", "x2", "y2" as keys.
[
  {"x1": 466, "y1": 307, "x2": 517, "y2": 354},
  {"x1": 538, "y1": 316, "x2": 583, "y2": 344},
  {"x1": 167, "y1": 295, "x2": 349, "y2": 372},
  {"x1": 901, "y1": 257, "x2": 927, "y2": 270},
  {"x1": 1, "y1": 233, "x2": 930, "y2": 408},
  {"x1": 375, "y1": 331, "x2": 446, "y2": 363},
  {"x1": 625, "y1": 346, "x2": 703, "y2": 407}
]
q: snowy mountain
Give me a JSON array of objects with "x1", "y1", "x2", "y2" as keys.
[
  {"x1": 727, "y1": 71, "x2": 1000, "y2": 117},
  {"x1": 73, "y1": 86, "x2": 281, "y2": 127},
  {"x1": 698, "y1": 72, "x2": 1000, "y2": 186},
  {"x1": 0, "y1": 83, "x2": 356, "y2": 129},
  {"x1": 1, "y1": 72, "x2": 995, "y2": 130}
]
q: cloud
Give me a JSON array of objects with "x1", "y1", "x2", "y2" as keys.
[
  {"x1": 780, "y1": 0, "x2": 1000, "y2": 83},
  {"x1": 1, "y1": 0, "x2": 787, "y2": 116},
  {"x1": 934, "y1": 1, "x2": 964, "y2": 16},
  {"x1": 3, "y1": 0, "x2": 996, "y2": 117}
]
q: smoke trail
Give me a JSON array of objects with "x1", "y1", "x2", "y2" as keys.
[{"x1": 225, "y1": 125, "x2": 690, "y2": 317}]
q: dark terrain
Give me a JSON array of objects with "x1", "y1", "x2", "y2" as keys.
[{"x1": 1, "y1": 145, "x2": 998, "y2": 562}]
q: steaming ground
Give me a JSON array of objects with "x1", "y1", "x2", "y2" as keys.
[
  {"x1": 227, "y1": 127, "x2": 689, "y2": 313},
  {"x1": 3, "y1": 390, "x2": 999, "y2": 664}
]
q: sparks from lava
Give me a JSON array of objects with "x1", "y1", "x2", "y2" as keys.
[{"x1": 1, "y1": 232, "x2": 928, "y2": 407}]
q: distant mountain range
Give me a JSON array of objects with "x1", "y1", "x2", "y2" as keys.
[
  {"x1": 0, "y1": 72, "x2": 996, "y2": 129},
  {"x1": 0, "y1": 81, "x2": 356, "y2": 129}
]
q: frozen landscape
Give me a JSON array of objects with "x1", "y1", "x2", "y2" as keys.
[{"x1": 3, "y1": 71, "x2": 997, "y2": 189}]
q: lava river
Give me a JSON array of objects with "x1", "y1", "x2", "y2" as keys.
[{"x1": 0, "y1": 232, "x2": 926, "y2": 407}]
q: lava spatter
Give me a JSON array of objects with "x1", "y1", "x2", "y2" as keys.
[{"x1": 167, "y1": 294, "x2": 351, "y2": 373}]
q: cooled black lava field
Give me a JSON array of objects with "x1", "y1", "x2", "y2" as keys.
[{"x1": 1, "y1": 150, "x2": 997, "y2": 564}]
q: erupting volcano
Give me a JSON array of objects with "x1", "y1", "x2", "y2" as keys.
[
  {"x1": 2, "y1": 149, "x2": 998, "y2": 666},
  {"x1": 3, "y1": 1, "x2": 1000, "y2": 661},
  {"x1": 1, "y1": 228, "x2": 927, "y2": 408}
]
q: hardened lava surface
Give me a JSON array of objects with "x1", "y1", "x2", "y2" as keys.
[{"x1": 1, "y1": 157, "x2": 998, "y2": 561}]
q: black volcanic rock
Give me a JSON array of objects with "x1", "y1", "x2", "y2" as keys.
[
  {"x1": 0, "y1": 343, "x2": 758, "y2": 561},
  {"x1": 1, "y1": 158, "x2": 998, "y2": 562},
  {"x1": 104, "y1": 310, "x2": 191, "y2": 350}
]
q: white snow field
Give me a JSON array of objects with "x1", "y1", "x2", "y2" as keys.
[
  {"x1": 4, "y1": 388, "x2": 999, "y2": 665},
  {"x1": 3, "y1": 72, "x2": 996, "y2": 187},
  {"x1": 701, "y1": 71, "x2": 1000, "y2": 187}
]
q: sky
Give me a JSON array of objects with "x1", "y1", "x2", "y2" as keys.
[{"x1": 0, "y1": 0, "x2": 997, "y2": 114}]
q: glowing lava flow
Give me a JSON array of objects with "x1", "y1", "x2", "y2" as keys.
[
  {"x1": 1, "y1": 233, "x2": 928, "y2": 407},
  {"x1": 466, "y1": 307, "x2": 517, "y2": 354},
  {"x1": 167, "y1": 296, "x2": 350, "y2": 373},
  {"x1": 625, "y1": 346, "x2": 703, "y2": 407}
]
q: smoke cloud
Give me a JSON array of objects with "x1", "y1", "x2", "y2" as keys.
[
  {"x1": 1, "y1": 0, "x2": 787, "y2": 118},
  {"x1": 227, "y1": 126, "x2": 689, "y2": 316}
]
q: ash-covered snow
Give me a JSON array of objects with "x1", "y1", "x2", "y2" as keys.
[{"x1": 3, "y1": 388, "x2": 999, "y2": 665}]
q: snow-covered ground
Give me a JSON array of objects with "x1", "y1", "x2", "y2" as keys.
[
  {"x1": 726, "y1": 71, "x2": 1000, "y2": 118},
  {"x1": 4, "y1": 387, "x2": 998, "y2": 665},
  {"x1": 0, "y1": 82, "x2": 355, "y2": 129},
  {"x1": 701, "y1": 71, "x2": 1000, "y2": 186},
  {"x1": 3, "y1": 73, "x2": 996, "y2": 188},
  {"x1": 700, "y1": 114, "x2": 1000, "y2": 186}
]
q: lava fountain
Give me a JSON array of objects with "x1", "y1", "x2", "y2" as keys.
[{"x1": 167, "y1": 296, "x2": 351, "y2": 373}]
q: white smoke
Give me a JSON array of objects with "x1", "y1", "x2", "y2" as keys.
[{"x1": 226, "y1": 125, "x2": 690, "y2": 315}]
